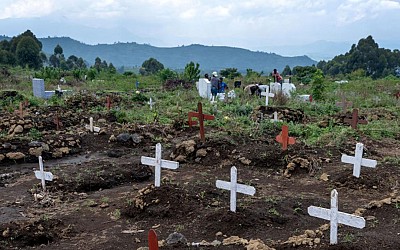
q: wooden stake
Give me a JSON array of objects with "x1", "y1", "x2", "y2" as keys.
[{"x1": 188, "y1": 102, "x2": 215, "y2": 142}]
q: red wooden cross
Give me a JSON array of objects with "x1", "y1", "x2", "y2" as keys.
[
  {"x1": 395, "y1": 91, "x2": 400, "y2": 99},
  {"x1": 344, "y1": 108, "x2": 368, "y2": 129},
  {"x1": 53, "y1": 113, "x2": 63, "y2": 131},
  {"x1": 275, "y1": 125, "x2": 296, "y2": 151},
  {"x1": 188, "y1": 102, "x2": 215, "y2": 142},
  {"x1": 106, "y1": 96, "x2": 111, "y2": 111},
  {"x1": 148, "y1": 229, "x2": 159, "y2": 250},
  {"x1": 19, "y1": 102, "x2": 24, "y2": 118}
]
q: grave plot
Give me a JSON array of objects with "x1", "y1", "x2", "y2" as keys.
[{"x1": 251, "y1": 106, "x2": 305, "y2": 124}]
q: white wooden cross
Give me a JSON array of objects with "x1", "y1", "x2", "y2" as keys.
[
  {"x1": 148, "y1": 97, "x2": 155, "y2": 110},
  {"x1": 341, "y1": 143, "x2": 377, "y2": 178},
  {"x1": 270, "y1": 111, "x2": 282, "y2": 123},
  {"x1": 261, "y1": 86, "x2": 275, "y2": 106},
  {"x1": 216, "y1": 166, "x2": 256, "y2": 212},
  {"x1": 34, "y1": 156, "x2": 53, "y2": 191},
  {"x1": 141, "y1": 143, "x2": 179, "y2": 187},
  {"x1": 85, "y1": 117, "x2": 100, "y2": 132},
  {"x1": 308, "y1": 189, "x2": 365, "y2": 245}
]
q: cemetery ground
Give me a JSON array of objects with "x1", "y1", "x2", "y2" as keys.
[{"x1": 0, "y1": 77, "x2": 400, "y2": 249}]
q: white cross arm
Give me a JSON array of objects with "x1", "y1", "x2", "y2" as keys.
[
  {"x1": 34, "y1": 171, "x2": 54, "y2": 181},
  {"x1": 261, "y1": 92, "x2": 275, "y2": 97},
  {"x1": 216, "y1": 180, "x2": 256, "y2": 195},
  {"x1": 308, "y1": 206, "x2": 366, "y2": 229},
  {"x1": 341, "y1": 154, "x2": 377, "y2": 168},
  {"x1": 85, "y1": 124, "x2": 101, "y2": 132},
  {"x1": 141, "y1": 156, "x2": 179, "y2": 170}
]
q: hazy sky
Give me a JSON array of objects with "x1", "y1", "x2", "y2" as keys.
[{"x1": 1, "y1": 0, "x2": 399, "y2": 51}]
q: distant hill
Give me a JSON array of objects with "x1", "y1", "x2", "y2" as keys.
[
  {"x1": 1, "y1": 36, "x2": 316, "y2": 72},
  {"x1": 38, "y1": 37, "x2": 316, "y2": 72}
]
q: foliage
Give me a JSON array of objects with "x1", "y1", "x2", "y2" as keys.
[
  {"x1": 16, "y1": 36, "x2": 42, "y2": 69},
  {"x1": 310, "y1": 69, "x2": 325, "y2": 101},
  {"x1": 220, "y1": 68, "x2": 241, "y2": 79},
  {"x1": 282, "y1": 65, "x2": 292, "y2": 76},
  {"x1": 183, "y1": 61, "x2": 200, "y2": 82},
  {"x1": 141, "y1": 57, "x2": 164, "y2": 75},
  {"x1": 159, "y1": 68, "x2": 178, "y2": 82},
  {"x1": 292, "y1": 66, "x2": 318, "y2": 84},
  {"x1": 319, "y1": 35, "x2": 400, "y2": 79}
]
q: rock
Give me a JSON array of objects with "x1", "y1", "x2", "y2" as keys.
[
  {"x1": 28, "y1": 141, "x2": 43, "y2": 147},
  {"x1": 13, "y1": 125, "x2": 24, "y2": 134},
  {"x1": 0, "y1": 154, "x2": 4, "y2": 161},
  {"x1": 41, "y1": 143, "x2": 50, "y2": 152},
  {"x1": 8, "y1": 124, "x2": 16, "y2": 134},
  {"x1": 24, "y1": 124, "x2": 33, "y2": 129},
  {"x1": 6, "y1": 152, "x2": 25, "y2": 160},
  {"x1": 305, "y1": 230, "x2": 316, "y2": 238},
  {"x1": 196, "y1": 148, "x2": 207, "y2": 157},
  {"x1": 29, "y1": 147, "x2": 43, "y2": 157},
  {"x1": 247, "y1": 239, "x2": 274, "y2": 250},
  {"x1": 117, "y1": 133, "x2": 131, "y2": 142},
  {"x1": 166, "y1": 232, "x2": 187, "y2": 246},
  {"x1": 98, "y1": 118, "x2": 107, "y2": 123},
  {"x1": 216, "y1": 231, "x2": 223, "y2": 237},
  {"x1": 109, "y1": 135, "x2": 117, "y2": 142},
  {"x1": 2, "y1": 143, "x2": 12, "y2": 149},
  {"x1": 239, "y1": 157, "x2": 251, "y2": 165},
  {"x1": 223, "y1": 236, "x2": 248, "y2": 246},
  {"x1": 59, "y1": 147, "x2": 70, "y2": 154},
  {"x1": 131, "y1": 134, "x2": 142, "y2": 144},
  {"x1": 171, "y1": 140, "x2": 196, "y2": 161}
]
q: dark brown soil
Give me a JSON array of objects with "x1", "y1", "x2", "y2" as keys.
[{"x1": 0, "y1": 97, "x2": 399, "y2": 250}]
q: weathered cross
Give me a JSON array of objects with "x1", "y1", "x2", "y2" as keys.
[
  {"x1": 85, "y1": 117, "x2": 101, "y2": 133},
  {"x1": 308, "y1": 189, "x2": 366, "y2": 245},
  {"x1": 34, "y1": 156, "x2": 54, "y2": 191},
  {"x1": 344, "y1": 109, "x2": 368, "y2": 129},
  {"x1": 275, "y1": 125, "x2": 296, "y2": 150},
  {"x1": 148, "y1": 97, "x2": 155, "y2": 110},
  {"x1": 341, "y1": 143, "x2": 377, "y2": 178},
  {"x1": 141, "y1": 143, "x2": 179, "y2": 187},
  {"x1": 19, "y1": 102, "x2": 24, "y2": 118},
  {"x1": 53, "y1": 113, "x2": 63, "y2": 131},
  {"x1": 336, "y1": 95, "x2": 353, "y2": 112},
  {"x1": 188, "y1": 102, "x2": 215, "y2": 142},
  {"x1": 216, "y1": 166, "x2": 256, "y2": 212},
  {"x1": 148, "y1": 229, "x2": 159, "y2": 250},
  {"x1": 106, "y1": 96, "x2": 111, "y2": 111},
  {"x1": 261, "y1": 86, "x2": 275, "y2": 106},
  {"x1": 270, "y1": 111, "x2": 282, "y2": 123}
]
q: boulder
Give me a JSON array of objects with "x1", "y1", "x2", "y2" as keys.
[
  {"x1": 29, "y1": 147, "x2": 43, "y2": 157},
  {"x1": 6, "y1": 152, "x2": 25, "y2": 160},
  {"x1": 166, "y1": 232, "x2": 187, "y2": 247},
  {"x1": 0, "y1": 154, "x2": 5, "y2": 161},
  {"x1": 13, "y1": 125, "x2": 24, "y2": 134}
]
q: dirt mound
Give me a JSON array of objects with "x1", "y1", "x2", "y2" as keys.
[{"x1": 252, "y1": 106, "x2": 305, "y2": 123}]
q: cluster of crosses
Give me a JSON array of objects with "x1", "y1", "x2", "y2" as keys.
[{"x1": 33, "y1": 96, "x2": 377, "y2": 247}]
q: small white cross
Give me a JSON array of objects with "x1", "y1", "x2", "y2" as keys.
[
  {"x1": 85, "y1": 117, "x2": 100, "y2": 133},
  {"x1": 34, "y1": 156, "x2": 53, "y2": 191},
  {"x1": 141, "y1": 143, "x2": 179, "y2": 187},
  {"x1": 148, "y1": 97, "x2": 155, "y2": 110},
  {"x1": 216, "y1": 166, "x2": 256, "y2": 212},
  {"x1": 261, "y1": 86, "x2": 275, "y2": 106},
  {"x1": 308, "y1": 189, "x2": 365, "y2": 245},
  {"x1": 270, "y1": 111, "x2": 282, "y2": 123},
  {"x1": 341, "y1": 143, "x2": 377, "y2": 178}
]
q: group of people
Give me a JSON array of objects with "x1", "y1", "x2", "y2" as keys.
[{"x1": 205, "y1": 72, "x2": 228, "y2": 98}]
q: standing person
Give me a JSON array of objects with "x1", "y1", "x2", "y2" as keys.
[
  {"x1": 211, "y1": 71, "x2": 219, "y2": 101},
  {"x1": 219, "y1": 77, "x2": 228, "y2": 93},
  {"x1": 272, "y1": 69, "x2": 282, "y2": 83}
]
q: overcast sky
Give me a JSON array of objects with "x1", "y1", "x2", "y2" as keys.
[{"x1": 1, "y1": 0, "x2": 399, "y2": 52}]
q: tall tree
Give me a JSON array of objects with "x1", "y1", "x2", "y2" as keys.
[
  {"x1": 16, "y1": 36, "x2": 42, "y2": 69},
  {"x1": 141, "y1": 58, "x2": 164, "y2": 75},
  {"x1": 183, "y1": 61, "x2": 200, "y2": 82}
]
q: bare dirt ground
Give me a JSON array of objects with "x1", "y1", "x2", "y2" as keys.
[{"x1": 0, "y1": 93, "x2": 399, "y2": 250}]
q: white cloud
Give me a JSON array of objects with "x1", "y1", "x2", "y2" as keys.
[{"x1": 0, "y1": 0, "x2": 55, "y2": 19}]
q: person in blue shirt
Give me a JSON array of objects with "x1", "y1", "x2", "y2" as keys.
[{"x1": 218, "y1": 77, "x2": 228, "y2": 93}]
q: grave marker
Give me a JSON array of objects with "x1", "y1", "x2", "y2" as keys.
[
  {"x1": 344, "y1": 109, "x2": 367, "y2": 129},
  {"x1": 85, "y1": 117, "x2": 101, "y2": 133},
  {"x1": 336, "y1": 95, "x2": 353, "y2": 112},
  {"x1": 19, "y1": 102, "x2": 24, "y2": 118},
  {"x1": 275, "y1": 125, "x2": 295, "y2": 150},
  {"x1": 308, "y1": 189, "x2": 365, "y2": 245},
  {"x1": 53, "y1": 113, "x2": 62, "y2": 131},
  {"x1": 106, "y1": 96, "x2": 111, "y2": 111},
  {"x1": 148, "y1": 229, "x2": 159, "y2": 250},
  {"x1": 341, "y1": 143, "x2": 377, "y2": 178},
  {"x1": 270, "y1": 111, "x2": 282, "y2": 123},
  {"x1": 148, "y1": 97, "x2": 155, "y2": 110},
  {"x1": 141, "y1": 143, "x2": 179, "y2": 187},
  {"x1": 188, "y1": 102, "x2": 215, "y2": 142},
  {"x1": 34, "y1": 156, "x2": 53, "y2": 191},
  {"x1": 216, "y1": 166, "x2": 256, "y2": 212},
  {"x1": 261, "y1": 86, "x2": 275, "y2": 106}
]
